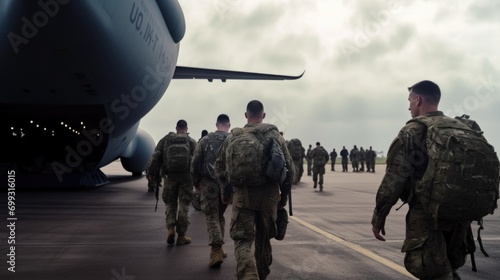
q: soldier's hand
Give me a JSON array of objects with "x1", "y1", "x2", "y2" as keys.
[
  {"x1": 278, "y1": 194, "x2": 287, "y2": 209},
  {"x1": 372, "y1": 226, "x2": 386, "y2": 241}
]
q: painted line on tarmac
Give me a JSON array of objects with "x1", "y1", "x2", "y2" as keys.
[{"x1": 290, "y1": 215, "x2": 417, "y2": 279}]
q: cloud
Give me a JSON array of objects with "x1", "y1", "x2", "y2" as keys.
[{"x1": 142, "y1": 0, "x2": 500, "y2": 156}]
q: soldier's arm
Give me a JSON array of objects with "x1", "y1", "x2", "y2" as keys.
[
  {"x1": 371, "y1": 135, "x2": 411, "y2": 230},
  {"x1": 215, "y1": 137, "x2": 232, "y2": 203},
  {"x1": 191, "y1": 138, "x2": 206, "y2": 188},
  {"x1": 279, "y1": 135, "x2": 294, "y2": 198},
  {"x1": 147, "y1": 137, "x2": 166, "y2": 182}
]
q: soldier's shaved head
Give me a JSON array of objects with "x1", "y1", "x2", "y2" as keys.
[
  {"x1": 216, "y1": 114, "x2": 231, "y2": 132},
  {"x1": 216, "y1": 114, "x2": 230, "y2": 124},
  {"x1": 246, "y1": 100, "x2": 264, "y2": 118},
  {"x1": 408, "y1": 80, "x2": 441, "y2": 118},
  {"x1": 176, "y1": 119, "x2": 189, "y2": 134},
  {"x1": 408, "y1": 80, "x2": 441, "y2": 105},
  {"x1": 176, "y1": 119, "x2": 188, "y2": 129},
  {"x1": 245, "y1": 100, "x2": 266, "y2": 123}
]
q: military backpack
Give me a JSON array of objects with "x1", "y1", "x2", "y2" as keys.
[
  {"x1": 202, "y1": 132, "x2": 228, "y2": 180},
  {"x1": 164, "y1": 133, "x2": 191, "y2": 174},
  {"x1": 409, "y1": 114, "x2": 499, "y2": 226},
  {"x1": 313, "y1": 147, "x2": 328, "y2": 166},
  {"x1": 225, "y1": 124, "x2": 287, "y2": 187},
  {"x1": 288, "y1": 138, "x2": 303, "y2": 160}
]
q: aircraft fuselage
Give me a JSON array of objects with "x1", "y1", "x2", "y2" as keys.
[{"x1": 0, "y1": 0, "x2": 185, "y2": 185}]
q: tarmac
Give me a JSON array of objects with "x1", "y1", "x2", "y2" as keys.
[{"x1": 1, "y1": 162, "x2": 499, "y2": 280}]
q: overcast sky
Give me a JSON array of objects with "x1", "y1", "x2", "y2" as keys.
[{"x1": 141, "y1": 0, "x2": 500, "y2": 156}]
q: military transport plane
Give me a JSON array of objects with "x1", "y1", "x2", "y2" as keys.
[{"x1": 0, "y1": 0, "x2": 303, "y2": 187}]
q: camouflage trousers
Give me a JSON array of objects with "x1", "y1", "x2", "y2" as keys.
[
  {"x1": 366, "y1": 159, "x2": 374, "y2": 172},
  {"x1": 351, "y1": 159, "x2": 359, "y2": 171},
  {"x1": 359, "y1": 160, "x2": 365, "y2": 171},
  {"x1": 330, "y1": 158, "x2": 336, "y2": 171},
  {"x1": 341, "y1": 158, "x2": 348, "y2": 171},
  {"x1": 230, "y1": 206, "x2": 277, "y2": 280},
  {"x1": 292, "y1": 158, "x2": 303, "y2": 184},
  {"x1": 162, "y1": 173, "x2": 193, "y2": 235},
  {"x1": 312, "y1": 165, "x2": 325, "y2": 185},
  {"x1": 402, "y1": 205, "x2": 471, "y2": 280},
  {"x1": 200, "y1": 178, "x2": 228, "y2": 248}
]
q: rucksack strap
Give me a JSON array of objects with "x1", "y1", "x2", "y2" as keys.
[
  {"x1": 477, "y1": 219, "x2": 489, "y2": 257},
  {"x1": 467, "y1": 225, "x2": 477, "y2": 272}
]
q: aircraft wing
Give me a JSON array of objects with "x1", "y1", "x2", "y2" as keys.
[{"x1": 173, "y1": 66, "x2": 304, "y2": 82}]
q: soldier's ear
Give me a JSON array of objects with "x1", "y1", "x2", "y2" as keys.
[
  {"x1": 263, "y1": 112, "x2": 266, "y2": 119},
  {"x1": 416, "y1": 94, "x2": 423, "y2": 106}
]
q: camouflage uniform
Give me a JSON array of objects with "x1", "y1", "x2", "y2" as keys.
[
  {"x1": 366, "y1": 147, "x2": 376, "y2": 172},
  {"x1": 310, "y1": 144, "x2": 329, "y2": 191},
  {"x1": 288, "y1": 139, "x2": 304, "y2": 184},
  {"x1": 216, "y1": 123, "x2": 294, "y2": 280},
  {"x1": 191, "y1": 131, "x2": 229, "y2": 262},
  {"x1": 371, "y1": 111, "x2": 471, "y2": 280},
  {"x1": 340, "y1": 147, "x2": 349, "y2": 172},
  {"x1": 359, "y1": 147, "x2": 366, "y2": 172},
  {"x1": 152, "y1": 132, "x2": 197, "y2": 238},
  {"x1": 306, "y1": 146, "x2": 312, "y2": 175},
  {"x1": 349, "y1": 146, "x2": 359, "y2": 172},
  {"x1": 329, "y1": 149, "x2": 337, "y2": 171}
]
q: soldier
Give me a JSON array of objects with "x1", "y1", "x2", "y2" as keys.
[
  {"x1": 371, "y1": 80, "x2": 480, "y2": 279},
  {"x1": 340, "y1": 146, "x2": 349, "y2": 172},
  {"x1": 349, "y1": 145, "x2": 359, "y2": 172},
  {"x1": 310, "y1": 142, "x2": 329, "y2": 191},
  {"x1": 216, "y1": 100, "x2": 294, "y2": 280},
  {"x1": 191, "y1": 114, "x2": 231, "y2": 268},
  {"x1": 366, "y1": 146, "x2": 376, "y2": 172},
  {"x1": 306, "y1": 144, "x2": 312, "y2": 176},
  {"x1": 199, "y1": 129, "x2": 208, "y2": 142},
  {"x1": 329, "y1": 148, "x2": 337, "y2": 171},
  {"x1": 148, "y1": 120, "x2": 197, "y2": 246},
  {"x1": 288, "y1": 138, "x2": 304, "y2": 184},
  {"x1": 359, "y1": 147, "x2": 366, "y2": 172}
]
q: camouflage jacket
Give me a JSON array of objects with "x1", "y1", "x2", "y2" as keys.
[
  {"x1": 191, "y1": 130, "x2": 229, "y2": 185},
  {"x1": 330, "y1": 151, "x2": 337, "y2": 160},
  {"x1": 370, "y1": 112, "x2": 439, "y2": 229},
  {"x1": 349, "y1": 148, "x2": 359, "y2": 161},
  {"x1": 306, "y1": 148, "x2": 312, "y2": 160},
  {"x1": 215, "y1": 122, "x2": 294, "y2": 211},
  {"x1": 340, "y1": 148, "x2": 349, "y2": 158},
  {"x1": 310, "y1": 146, "x2": 329, "y2": 167},
  {"x1": 148, "y1": 132, "x2": 197, "y2": 180},
  {"x1": 359, "y1": 149, "x2": 366, "y2": 160}
]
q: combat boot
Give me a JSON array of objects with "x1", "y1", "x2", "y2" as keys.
[
  {"x1": 319, "y1": 184, "x2": 323, "y2": 192},
  {"x1": 176, "y1": 235, "x2": 192, "y2": 245},
  {"x1": 221, "y1": 247, "x2": 227, "y2": 258},
  {"x1": 313, "y1": 182, "x2": 317, "y2": 189},
  {"x1": 167, "y1": 228, "x2": 175, "y2": 245},
  {"x1": 209, "y1": 247, "x2": 224, "y2": 268}
]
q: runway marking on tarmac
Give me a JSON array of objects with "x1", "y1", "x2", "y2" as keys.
[{"x1": 290, "y1": 216, "x2": 417, "y2": 279}]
